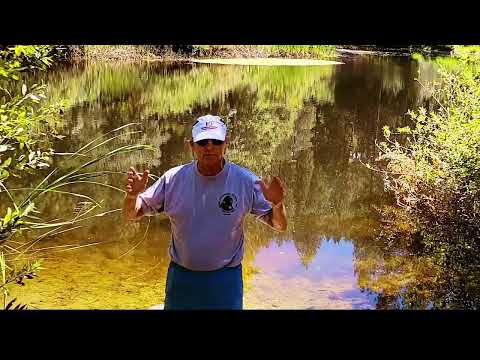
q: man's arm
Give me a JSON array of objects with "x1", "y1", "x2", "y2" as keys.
[
  {"x1": 256, "y1": 176, "x2": 288, "y2": 232},
  {"x1": 123, "y1": 194, "x2": 145, "y2": 221},
  {"x1": 261, "y1": 202, "x2": 287, "y2": 232},
  {"x1": 270, "y1": 202, "x2": 287, "y2": 232}
]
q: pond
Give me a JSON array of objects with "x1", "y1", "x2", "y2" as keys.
[{"x1": 8, "y1": 54, "x2": 452, "y2": 309}]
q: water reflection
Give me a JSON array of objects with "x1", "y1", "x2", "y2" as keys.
[
  {"x1": 5, "y1": 56, "x2": 445, "y2": 309},
  {"x1": 245, "y1": 239, "x2": 375, "y2": 309}
]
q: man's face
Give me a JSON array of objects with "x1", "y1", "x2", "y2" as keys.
[{"x1": 190, "y1": 137, "x2": 228, "y2": 166}]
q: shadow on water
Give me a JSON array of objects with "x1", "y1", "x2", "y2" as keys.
[{"x1": 7, "y1": 55, "x2": 471, "y2": 309}]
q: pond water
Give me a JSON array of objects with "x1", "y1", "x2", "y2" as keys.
[{"x1": 7, "y1": 55, "x2": 451, "y2": 309}]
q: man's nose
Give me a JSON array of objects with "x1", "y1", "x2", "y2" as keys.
[{"x1": 205, "y1": 140, "x2": 214, "y2": 149}]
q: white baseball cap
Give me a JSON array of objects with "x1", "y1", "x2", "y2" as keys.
[{"x1": 192, "y1": 115, "x2": 227, "y2": 142}]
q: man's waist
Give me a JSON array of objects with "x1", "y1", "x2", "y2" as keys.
[{"x1": 170, "y1": 260, "x2": 241, "y2": 273}]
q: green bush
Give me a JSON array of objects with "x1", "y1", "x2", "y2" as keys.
[
  {"x1": 377, "y1": 55, "x2": 480, "y2": 235},
  {"x1": 364, "y1": 49, "x2": 480, "y2": 308},
  {"x1": 0, "y1": 46, "x2": 66, "y2": 182}
]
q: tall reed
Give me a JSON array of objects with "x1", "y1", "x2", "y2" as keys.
[{"x1": 0, "y1": 123, "x2": 155, "y2": 308}]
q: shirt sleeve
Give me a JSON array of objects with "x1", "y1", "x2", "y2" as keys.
[
  {"x1": 136, "y1": 175, "x2": 166, "y2": 216},
  {"x1": 250, "y1": 180, "x2": 273, "y2": 217}
]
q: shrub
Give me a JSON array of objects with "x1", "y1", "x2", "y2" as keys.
[
  {"x1": 1, "y1": 45, "x2": 66, "y2": 182},
  {"x1": 376, "y1": 54, "x2": 480, "y2": 237}
]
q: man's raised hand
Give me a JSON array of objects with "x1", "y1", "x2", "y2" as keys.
[
  {"x1": 125, "y1": 167, "x2": 150, "y2": 198},
  {"x1": 256, "y1": 176, "x2": 286, "y2": 206}
]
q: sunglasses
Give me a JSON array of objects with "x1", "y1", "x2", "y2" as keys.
[{"x1": 195, "y1": 139, "x2": 225, "y2": 146}]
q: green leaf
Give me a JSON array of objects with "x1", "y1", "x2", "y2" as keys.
[
  {"x1": 0, "y1": 169, "x2": 9, "y2": 180},
  {"x1": 383, "y1": 126, "x2": 391, "y2": 138},
  {"x1": 397, "y1": 126, "x2": 412, "y2": 134},
  {"x1": 1, "y1": 157, "x2": 12, "y2": 169},
  {"x1": 31, "y1": 259, "x2": 43, "y2": 270},
  {"x1": 3, "y1": 207, "x2": 13, "y2": 225}
]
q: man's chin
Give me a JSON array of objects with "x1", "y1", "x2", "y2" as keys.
[{"x1": 200, "y1": 157, "x2": 222, "y2": 167}]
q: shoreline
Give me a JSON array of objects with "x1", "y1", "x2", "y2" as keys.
[
  {"x1": 64, "y1": 45, "x2": 337, "y2": 62},
  {"x1": 64, "y1": 48, "x2": 451, "y2": 64},
  {"x1": 62, "y1": 45, "x2": 454, "y2": 63}
]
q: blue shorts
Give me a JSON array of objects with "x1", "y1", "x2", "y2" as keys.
[{"x1": 164, "y1": 261, "x2": 243, "y2": 310}]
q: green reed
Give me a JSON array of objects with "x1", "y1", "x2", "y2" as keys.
[{"x1": 0, "y1": 123, "x2": 155, "y2": 308}]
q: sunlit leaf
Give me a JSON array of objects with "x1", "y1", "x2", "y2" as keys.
[
  {"x1": 3, "y1": 207, "x2": 13, "y2": 225},
  {"x1": 1, "y1": 157, "x2": 12, "y2": 168}
]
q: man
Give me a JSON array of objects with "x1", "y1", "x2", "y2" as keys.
[{"x1": 123, "y1": 114, "x2": 287, "y2": 310}]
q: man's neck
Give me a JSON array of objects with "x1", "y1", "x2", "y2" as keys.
[{"x1": 197, "y1": 158, "x2": 225, "y2": 176}]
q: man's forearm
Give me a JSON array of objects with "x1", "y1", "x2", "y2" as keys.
[
  {"x1": 123, "y1": 194, "x2": 142, "y2": 221},
  {"x1": 270, "y1": 202, "x2": 287, "y2": 232}
]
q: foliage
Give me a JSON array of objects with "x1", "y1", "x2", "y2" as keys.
[
  {"x1": 365, "y1": 49, "x2": 480, "y2": 308},
  {"x1": 0, "y1": 45, "x2": 59, "y2": 79},
  {"x1": 1, "y1": 45, "x2": 66, "y2": 183},
  {"x1": 452, "y1": 45, "x2": 480, "y2": 62},
  {"x1": 376, "y1": 51, "x2": 480, "y2": 246},
  {"x1": 0, "y1": 85, "x2": 65, "y2": 182}
]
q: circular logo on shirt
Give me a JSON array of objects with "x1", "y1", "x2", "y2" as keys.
[{"x1": 218, "y1": 193, "x2": 238, "y2": 214}]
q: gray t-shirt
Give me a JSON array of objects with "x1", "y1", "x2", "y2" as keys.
[{"x1": 137, "y1": 160, "x2": 272, "y2": 271}]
